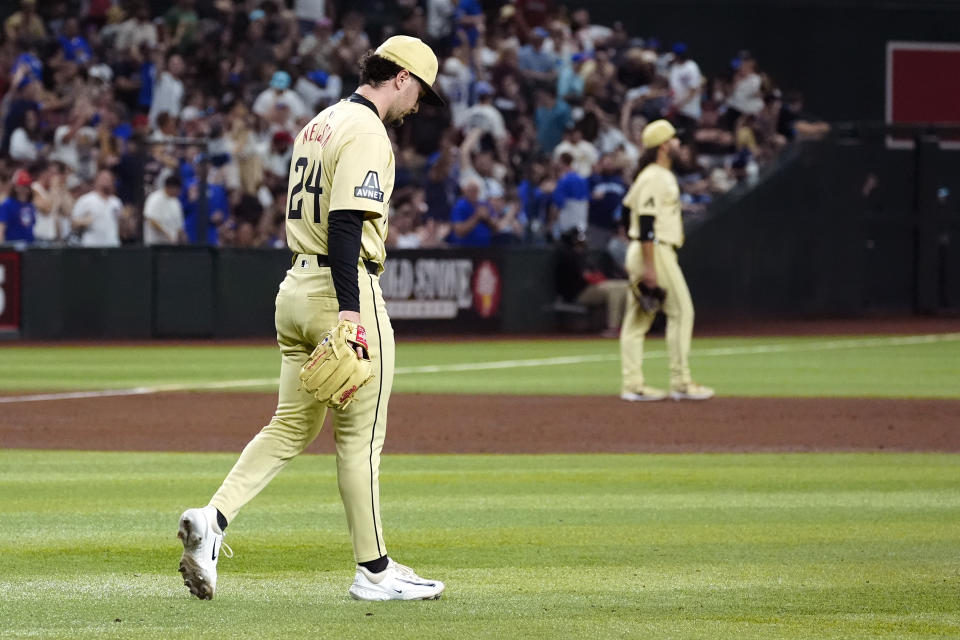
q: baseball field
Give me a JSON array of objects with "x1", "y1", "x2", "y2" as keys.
[{"x1": 1, "y1": 319, "x2": 959, "y2": 639}]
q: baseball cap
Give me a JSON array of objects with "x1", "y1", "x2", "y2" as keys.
[
  {"x1": 270, "y1": 70, "x2": 291, "y2": 90},
  {"x1": 12, "y1": 169, "x2": 32, "y2": 187},
  {"x1": 249, "y1": 9, "x2": 265, "y2": 21},
  {"x1": 532, "y1": 27, "x2": 549, "y2": 39},
  {"x1": 180, "y1": 105, "x2": 204, "y2": 122},
  {"x1": 88, "y1": 64, "x2": 113, "y2": 83},
  {"x1": 474, "y1": 81, "x2": 494, "y2": 97},
  {"x1": 272, "y1": 130, "x2": 293, "y2": 145},
  {"x1": 307, "y1": 69, "x2": 329, "y2": 87},
  {"x1": 672, "y1": 42, "x2": 688, "y2": 56},
  {"x1": 374, "y1": 35, "x2": 444, "y2": 106},
  {"x1": 641, "y1": 119, "x2": 676, "y2": 148}
]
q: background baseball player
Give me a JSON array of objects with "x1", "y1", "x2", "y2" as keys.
[
  {"x1": 619, "y1": 120, "x2": 714, "y2": 402},
  {"x1": 177, "y1": 36, "x2": 446, "y2": 602}
]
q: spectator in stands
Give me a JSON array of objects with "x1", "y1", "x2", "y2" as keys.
[
  {"x1": 557, "y1": 52, "x2": 589, "y2": 101},
  {"x1": 460, "y1": 82, "x2": 508, "y2": 152},
  {"x1": 587, "y1": 153, "x2": 627, "y2": 251},
  {"x1": 550, "y1": 152, "x2": 589, "y2": 239},
  {"x1": 294, "y1": 69, "x2": 343, "y2": 112},
  {"x1": 426, "y1": 0, "x2": 457, "y2": 51},
  {"x1": 4, "y1": 0, "x2": 45, "y2": 43},
  {"x1": 778, "y1": 91, "x2": 830, "y2": 141},
  {"x1": 448, "y1": 177, "x2": 494, "y2": 247},
  {"x1": 518, "y1": 159, "x2": 553, "y2": 242},
  {"x1": 143, "y1": 174, "x2": 186, "y2": 245},
  {"x1": 459, "y1": 128, "x2": 506, "y2": 201},
  {"x1": 437, "y1": 49, "x2": 473, "y2": 126},
  {"x1": 332, "y1": 12, "x2": 371, "y2": 83},
  {"x1": 8, "y1": 107, "x2": 41, "y2": 162},
  {"x1": 164, "y1": 0, "x2": 200, "y2": 53},
  {"x1": 115, "y1": 4, "x2": 159, "y2": 52},
  {"x1": 57, "y1": 17, "x2": 92, "y2": 65},
  {"x1": 264, "y1": 130, "x2": 294, "y2": 189},
  {"x1": 149, "y1": 53, "x2": 186, "y2": 127},
  {"x1": 298, "y1": 18, "x2": 337, "y2": 72},
  {"x1": 0, "y1": 168, "x2": 37, "y2": 244},
  {"x1": 491, "y1": 190, "x2": 526, "y2": 245},
  {"x1": 668, "y1": 42, "x2": 703, "y2": 135},
  {"x1": 30, "y1": 160, "x2": 73, "y2": 244},
  {"x1": 424, "y1": 139, "x2": 458, "y2": 222},
  {"x1": 518, "y1": 27, "x2": 557, "y2": 84},
  {"x1": 51, "y1": 102, "x2": 98, "y2": 182},
  {"x1": 388, "y1": 195, "x2": 423, "y2": 250},
  {"x1": 534, "y1": 85, "x2": 572, "y2": 153},
  {"x1": 571, "y1": 8, "x2": 613, "y2": 52},
  {"x1": 554, "y1": 228, "x2": 628, "y2": 338},
  {"x1": 725, "y1": 52, "x2": 764, "y2": 128},
  {"x1": 253, "y1": 71, "x2": 309, "y2": 132},
  {"x1": 553, "y1": 122, "x2": 598, "y2": 178},
  {"x1": 71, "y1": 169, "x2": 124, "y2": 247}
]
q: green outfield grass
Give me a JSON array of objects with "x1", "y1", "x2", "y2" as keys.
[
  {"x1": 0, "y1": 450, "x2": 957, "y2": 639},
  {"x1": 1, "y1": 332, "x2": 959, "y2": 398}
]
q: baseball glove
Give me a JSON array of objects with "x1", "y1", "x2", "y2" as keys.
[
  {"x1": 298, "y1": 320, "x2": 374, "y2": 410},
  {"x1": 631, "y1": 281, "x2": 667, "y2": 313}
]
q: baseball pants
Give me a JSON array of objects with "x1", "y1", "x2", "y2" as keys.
[
  {"x1": 576, "y1": 280, "x2": 629, "y2": 331},
  {"x1": 620, "y1": 241, "x2": 694, "y2": 391},
  {"x1": 209, "y1": 257, "x2": 394, "y2": 563}
]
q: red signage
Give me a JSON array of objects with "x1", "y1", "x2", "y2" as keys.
[
  {"x1": 887, "y1": 41, "x2": 960, "y2": 148},
  {"x1": 472, "y1": 260, "x2": 501, "y2": 319},
  {"x1": 0, "y1": 251, "x2": 21, "y2": 332}
]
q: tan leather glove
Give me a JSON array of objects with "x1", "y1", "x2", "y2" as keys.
[{"x1": 298, "y1": 320, "x2": 374, "y2": 410}]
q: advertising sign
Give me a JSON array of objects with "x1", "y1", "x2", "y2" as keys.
[
  {"x1": 380, "y1": 250, "x2": 502, "y2": 332},
  {"x1": 0, "y1": 251, "x2": 21, "y2": 333}
]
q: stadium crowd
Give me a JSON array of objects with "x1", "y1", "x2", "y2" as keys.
[{"x1": 0, "y1": 0, "x2": 825, "y2": 250}]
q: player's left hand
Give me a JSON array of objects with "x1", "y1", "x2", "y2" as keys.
[{"x1": 298, "y1": 320, "x2": 374, "y2": 410}]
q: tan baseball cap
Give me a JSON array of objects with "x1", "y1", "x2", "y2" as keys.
[
  {"x1": 642, "y1": 119, "x2": 677, "y2": 148},
  {"x1": 375, "y1": 35, "x2": 445, "y2": 106}
]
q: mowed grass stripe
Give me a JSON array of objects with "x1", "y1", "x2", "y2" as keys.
[
  {"x1": 0, "y1": 451, "x2": 958, "y2": 639},
  {"x1": 1, "y1": 334, "x2": 959, "y2": 398}
]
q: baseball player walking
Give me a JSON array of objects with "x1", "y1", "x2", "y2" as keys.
[
  {"x1": 619, "y1": 120, "x2": 714, "y2": 402},
  {"x1": 177, "y1": 36, "x2": 446, "y2": 601}
]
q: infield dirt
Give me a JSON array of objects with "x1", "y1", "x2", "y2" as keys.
[{"x1": 2, "y1": 393, "x2": 957, "y2": 453}]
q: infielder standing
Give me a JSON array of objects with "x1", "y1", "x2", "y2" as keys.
[
  {"x1": 177, "y1": 36, "x2": 446, "y2": 601},
  {"x1": 619, "y1": 120, "x2": 714, "y2": 402}
]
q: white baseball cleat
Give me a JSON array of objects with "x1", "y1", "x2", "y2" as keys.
[
  {"x1": 177, "y1": 506, "x2": 231, "y2": 600},
  {"x1": 620, "y1": 386, "x2": 667, "y2": 402},
  {"x1": 669, "y1": 382, "x2": 715, "y2": 401},
  {"x1": 348, "y1": 559, "x2": 445, "y2": 601}
]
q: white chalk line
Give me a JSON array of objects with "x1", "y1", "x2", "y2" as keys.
[{"x1": 1, "y1": 333, "x2": 957, "y2": 404}]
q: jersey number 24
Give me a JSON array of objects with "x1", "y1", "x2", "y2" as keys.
[{"x1": 287, "y1": 156, "x2": 322, "y2": 222}]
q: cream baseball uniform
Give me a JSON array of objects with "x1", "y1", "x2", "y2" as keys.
[
  {"x1": 209, "y1": 96, "x2": 396, "y2": 563},
  {"x1": 619, "y1": 162, "x2": 695, "y2": 392}
]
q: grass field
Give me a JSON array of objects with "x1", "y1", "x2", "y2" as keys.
[
  {"x1": 1, "y1": 332, "x2": 959, "y2": 398},
  {"x1": 2, "y1": 332, "x2": 959, "y2": 638},
  {"x1": 1, "y1": 451, "x2": 958, "y2": 639}
]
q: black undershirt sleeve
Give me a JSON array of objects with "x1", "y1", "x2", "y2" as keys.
[
  {"x1": 639, "y1": 215, "x2": 656, "y2": 241},
  {"x1": 327, "y1": 209, "x2": 365, "y2": 313}
]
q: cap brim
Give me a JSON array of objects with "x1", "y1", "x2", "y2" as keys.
[{"x1": 413, "y1": 74, "x2": 445, "y2": 106}]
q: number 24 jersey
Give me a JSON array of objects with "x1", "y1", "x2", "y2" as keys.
[{"x1": 285, "y1": 99, "x2": 395, "y2": 267}]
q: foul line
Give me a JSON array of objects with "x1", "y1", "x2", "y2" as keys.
[{"x1": 1, "y1": 333, "x2": 957, "y2": 404}]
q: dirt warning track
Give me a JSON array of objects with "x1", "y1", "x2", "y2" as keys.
[{"x1": 1, "y1": 393, "x2": 957, "y2": 453}]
